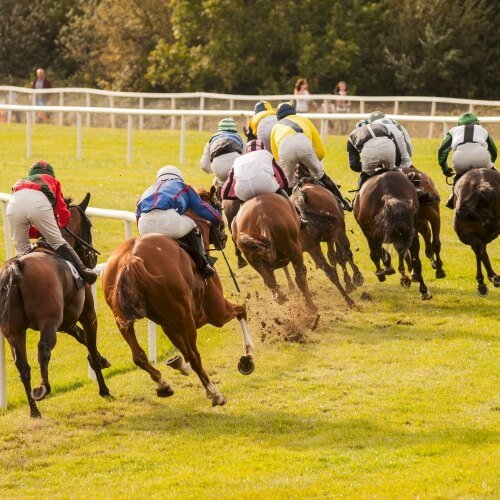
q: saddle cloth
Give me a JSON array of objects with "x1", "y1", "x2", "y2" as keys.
[{"x1": 64, "y1": 260, "x2": 85, "y2": 289}]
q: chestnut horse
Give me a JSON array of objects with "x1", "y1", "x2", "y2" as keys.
[
  {"x1": 0, "y1": 194, "x2": 110, "y2": 418},
  {"x1": 402, "y1": 166, "x2": 445, "y2": 279},
  {"x1": 354, "y1": 171, "x2": 432, "y2": 300},
  {"x1": 453, "y1": 168, "x2": 499, "y2": 296},
  {"x1": 232, "y1": 193, "x2": 318, "y2": 313},
  {"x1": 291, "y1": 178, "x2": 363, "y2": 307},
  {"x1": 102, "y1": 193, "x2": 255, "y2": 407}
]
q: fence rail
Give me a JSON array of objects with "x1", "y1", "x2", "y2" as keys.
[
  {"x1": 2, "y1": 103, "x2": 500, "y2": 166},
  {"x1": 0, "y1": 192, "x2": 162, "y2": 410}
]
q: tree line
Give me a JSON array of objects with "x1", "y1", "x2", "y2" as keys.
[{"x1": 1, "y1": 0, "x2": 498, "y2": 99}]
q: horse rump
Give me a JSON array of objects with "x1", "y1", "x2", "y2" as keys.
[
  {"x1": 374, "y1": 195, "x2": 415, "y2": 253},
  {"x1": 294, "y1": 189, "x2": 338, "y2": 236},
  {"x1": 0, "y1": 259, "x2": 24, "y2": 328},
  {"x1": 237, "y1": 215, "x2": 276, "y2": 263},
  {"x1": 456, "y1": 183, "x2": 496, "y2": 222}
]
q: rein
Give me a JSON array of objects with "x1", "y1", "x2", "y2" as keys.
[{"x1": 62, "y1": 226, "x2": 101, "y2": 255}]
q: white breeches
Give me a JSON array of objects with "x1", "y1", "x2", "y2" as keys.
[
  {"x1": 361, "y1": 137, "x2": 396, "y2": 173},
  {"x1": 278, "y1": 134, "x2": 324, "y2": 187},
  {"x1": 452, "y1": 142, "x2": 493, "y2": 175},
  {"x1": 234, "y1": 175, "x2": 279, "y2": 201},
  {"x1": 212, "y1": 152, "x2": 241, "y2": 185},
  {"x1": 138, "y1": 209, "x2": 196, "y2": 239},
  {"x1": 6, "y1": 189, "x2": 66, "y2": 256}
]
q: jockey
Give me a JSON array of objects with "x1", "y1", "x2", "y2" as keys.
[
  {"x1": 348, "y1": 120, "x2": 402, "y2": 188},
  {"x1": 270, "y1": 101, "x2": 352, "y2": 211},
  {"x1": 6, "y1": 161, "x2": 97, "y2": 284},
  {"x1": 247, "y1": 101, "x2": 278, "y2": 151},
  {"x1": 221, "y1": 139, "x2": 289, "y2": 201},
  {"x1": 438, "y1": 112, "x2": 497, "y2": 209},
  {"x1": 200, "y1": 118, "x2": 244, "y2": 186},
  {"x1": 136, "y1": 165, "x2": 221, "y2": 278},
  {"x1": 369, "y1": 110, "x2": 413, "y2": 168}
]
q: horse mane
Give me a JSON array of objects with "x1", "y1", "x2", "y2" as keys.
[{"x1": 64, "y1": 196, "x2": 73, "y2": 206}]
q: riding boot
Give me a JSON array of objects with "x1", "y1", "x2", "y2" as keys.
[
  {"x1": 319, "y1": 173, "x2": 353, "y2": 211},
  {"x1": 179, "y1": 228, "x2": 216, "y2": 278},
  {"x1": 445, "y1": 175, "x2": 459, "y2": 210},
  {"x1": 55, "y1": 243, "x2": 97, "y2": 284}
]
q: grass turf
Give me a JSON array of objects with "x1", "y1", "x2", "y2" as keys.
[{"x1": 0, "y1": 123, "x2": 498, "y2": 498}]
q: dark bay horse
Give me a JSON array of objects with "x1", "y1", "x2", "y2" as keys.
[
  {"x1": 354, "y1": 171, "x2": 432, "y2": 300},
  {"x1": 232, "y1": 193, "x2": 318, "y2": 313},
  {"x1": 102, "y1": 195, "x2": 255, "y2": 407},
  {"x1": 0, "y1": 194, "x2": 110, "y2": 418},
  {"x1": 402, "y1": 166, "x2": 445, "y2": 279},
  {"x1": 453, "y1": 168, "x2": 499, "y2": 296},
  {"x1": 291, "y1": 178, "x2": 363, "y2": 307}
]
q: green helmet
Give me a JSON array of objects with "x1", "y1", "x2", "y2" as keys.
[
  {"x1": 458, "y1": 112, "x2": 479, "y2": 126},
  {"x1": 28, "y1": 160, "x2": 55, "y2": 177},
  {"x1": 369, "y1": 110, "x2": 385, "y2": 123},
  {"x1": 218, "y1": 117, "x2": 237, "y2": 132}
]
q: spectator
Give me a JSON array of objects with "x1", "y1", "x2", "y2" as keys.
[
  {"x1": 334, "y1": 81, "x2": 351, "y2": 134},
  {"x1": 294, "y1": 78, "x2": 310, "y2": 113},
  {"x1": 31, "y1": 68, "x2": 52, "y2": 123}
]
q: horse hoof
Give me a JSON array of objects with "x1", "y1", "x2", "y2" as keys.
[
  {"x1": 435, "y1": 269, "x2": 446, "y2": 279},
  {"x1": 31, "y1": 385, "x2": 49, "y2": 401},
  {"x1": 375, "y1": 271, "x2": 386, "y2": 282},
  {"x1": 156, "y1": 386, "x2": 174, "y2": 398},
  {"x1": 345, "y1": 282, "x2": 355, "y2": 294},
  {"x1": 238, "y1": 355, "x2": 255, "y2": 375},
  {"x1": 411, "y1": 274, "x2": 419, "y2": 283},
  {"x1": 400, "y1": 277, "x2": 412, "y2": 288},
  {"x1": 309, "y1": 313, "x2": 320, "y2": 331},
  {"x1": 421, "y1": 291, "x2": 433, "y2": 300},
  {"x1": 489, "y1": 275, "x2": 500, "y2": 287},
  {"x1": 30, "y1": 409, "x2": 42, "y2": 419},
  {"x1": 102, "y1": 392, "x2": 115, "y2": 400},
  {"x1": 477, "y1": 285, "x2": 489, "y2": 297},
  {"x1": 353, "y1": 273, "x2": 364, "y2": 287},
  {"x1": 211, "y1": 394, "x2": 227, "y2": 407},
  {"x1": 99, "y1": 356, "x2": 111, "y2": 369},
  {"x1": 384, "y1": 266, "x2": 396, "y2": 276},
  {"x1": 274, "y1": 292, "x2": 288, "y2": 304}
]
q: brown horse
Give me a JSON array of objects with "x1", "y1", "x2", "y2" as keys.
[
  {"x1": 291, "y1": 178, "x2": 363, "y2": 307},
  {"x1": 354, "y1": 171, "x2": 432, "y2": 300},
  {"x1": 102, "y1": 192, "x2": 255, "y2": 407},
  {"x1": 402, "y1": 166, "x2": 445, "y2": 279},
  {"x1": 453, "y1": 168, "x2": 499, "y2": 296},
  {"x1": 0, "y1": 194, "x2": 110, "y2": 418},
  {"x1": 232, "y1": 193, "x2": 318, "y2": 313}
]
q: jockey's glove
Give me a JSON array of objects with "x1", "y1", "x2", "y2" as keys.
[{"x1": 443, "y1": 167, "x2": 454, "y2": 177}]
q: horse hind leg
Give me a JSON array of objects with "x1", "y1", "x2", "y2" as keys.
[
  {"x1": 291, "y1": 251, "x2": 318, "y2": 313},
  {"x1": 368, "y1": 239, "x2": 386, "y2": 282},
  {"x1": 398, "y1": 251, "x2": 412, "y2": 288},
  {"x1": 65, "y1": 324, "x2": 111, "y2": 369},
  {"x1": 381, "y1": 247, "x2": 395, "y2": 275},
  {"x1": 429, "y1": 215, "x2": 445, "y2": 278},
  {"x1": 480, "y1": 243, "x2": 500, "y2": 287},
  {"x1": 409, "y1": 234, "x2": 432, "y2": 300},
  {"x1": 118, "y1": 320, "x2": 173, "y2": 397},
  {"x1": 282, "y1": 266, "x2": 296, "y2": 291},
  {"x1": 328, "y1": 240, "x2": 354, "y2": 293},
  {"x1": 471, "y1": 241, "x2": 489, "y2": 297},
  {"x1": 9, "y1": 329, "x2": 41, "y2": 418},
  {"x1": 32, "y1": 320, "x2": 59, "y2": 401}
]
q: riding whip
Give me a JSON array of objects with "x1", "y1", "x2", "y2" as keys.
[
  {"x1": 212, "y1": 230, "x2": 241, "y2": 293},
  {"x1": 63, "y1": 227, "x2": 101, "y2": 255}
]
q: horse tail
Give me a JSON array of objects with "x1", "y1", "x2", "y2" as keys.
[
  {"x1": 237, "y1": 215, "x2": 276, "y2": 263},
  {"x1": 110, "y1": 254, "x2": 154, "y2": 326},
  {"x1": 456, "y1": 183, "x2": 496, "y2": 222},
  {"x1": 0, "y1": 259, "x2": 24, "y2": 328},
  {"x1": 375, "y1": 195, "x2": 415, "y2": 253},
  {"x1": 294, "y1": 189, "x2": 338, "y2": 234}
]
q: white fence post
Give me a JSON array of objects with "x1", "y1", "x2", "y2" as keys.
[
  {"x1": 0, "y1": 333, "x2": 6, "y2": 410},
  {"x1": 320, "y1": 119, "x2": 327, "y2": 144},
  {"x1": 127, "y1": 114, "x2": 133, "y2": 165},
  {"x1": 7, "y1": 91, "x2": 12, "y2": 124},
  {"x1": 26, "y1": 111, "x2": 32, "y2": 158},
  {"x1": 148, "y1": 321, "x2": 157, "y2": 363},
  {"x1": 77, "y1": 112, "x2": 83, "y2": 160},
  {"x1": 139, "y1": 96, "x2": 144, "y2": 130},
  {"x1": 394, "y1": 100, "x2": 399, "y2": 115},
  {"x1": 109, "y1": 96, "x2": 115, "y2": 128},
  {"x1": 199, "y1": 95, "x2": 205, "y2": 132},
  {"x1": 180, "y1": 115, "x2": 186, "y2": 166},
  {"x1": 429, "y1": 101, "x2": 436, "y2": 138},
  {"x1": 59, "y1": 92, "x2": 64, "y2": 126},
  {"x1": 86, "y1": 93, "x2": 91, "y2": 127},
  {"x1": 360, "y1": 100, "x2": 365, "y2": 114},
  {"x1": 171, "y1": 97, "x2": 176, "y2": 130},
  {"x1": 2, "y1": 201, "x2": 13, "y2": 260}
]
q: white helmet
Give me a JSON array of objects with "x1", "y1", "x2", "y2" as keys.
[{"x1": 156, "y1": 165, "x2": 184, "y2": 182}]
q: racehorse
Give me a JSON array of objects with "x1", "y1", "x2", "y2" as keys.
[
  {"x1": 232, "y1": 193, "x2": 318, "y2": 313},
  {"x1": 291, "y1": 178, "x2": 363, "y2": 307},
  {"x1": 402, "y1": 166, "x2": 445, "y2": 279},
  {"x1": 0, "y1": 194, "x2": 110, "y2": 418},
  {"x1": 102, "y1": 190, "x2": 255, "y2": 407},
  {"x1": 453, "y1": 168, "x2": 499, "y2": 296},
  {"x1": 354, "y1": 171, "x2": 432, "y2": 300}
]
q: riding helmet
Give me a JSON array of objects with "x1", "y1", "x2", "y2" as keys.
[
  {"x1": 276, "y1": 102, "x2": 296, "y2": 121},
  {"x1": 355, "y1": 119, "x2": 369, "y2": 128},
  {"x1": 245, "y1": 139, "x2": 266, "y2": 153},
  {"x1": 28, "y1": 160, "x2": 55, "y2": 177},
  {"x1": 369, "y1": 111, "x2": 385, "y2": 123},
  {"x1": 458, "y1": 112, "x2": 479, "y2": 126},
  {"x1": 218, "y1": 117, "x2": 238, "y2": 133},
  {"x1": 156, "y1": 165, "x2": 184, "y2": 182},
  {"x1": 254, "y1": 101, "x2": 273, "y2": 114}
]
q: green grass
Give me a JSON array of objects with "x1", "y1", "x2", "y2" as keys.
[{"x1": 0, "y1": 123, "x2": 498, "y2": 498}]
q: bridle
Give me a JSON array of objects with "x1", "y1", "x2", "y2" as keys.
[{"x1": 64, "y1": 205, "x2": 100, "y2": 263}]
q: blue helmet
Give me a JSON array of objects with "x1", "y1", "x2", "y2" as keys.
[{"x1": 276, "y1": 102, "x2": 296, "y2": 121}]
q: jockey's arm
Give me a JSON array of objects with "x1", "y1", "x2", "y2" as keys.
[
  {"x1": 347, "y1": 139, "x2": 361, "y2": 172},
  {"x1": 486, "y1": 134, "x2": 497, "y2": 163},
  {"x1": 200, "y1": 142, "x2": 213, "y2": 174},
  {"x1": 391, "y1": 134, "x2": 402, "y2": 167},
  {"x1": 309, "y1": 121, "x2": 325, "y2": 160},
  {"x1": 187, "y1": 187, "x2": 221, "y2": 225},
  {"x1": 53, "y1": 181, "x2": 71, "y2": 228},
  {"x1": 438, "y1": 133, "x2": 453, "y2": 173}
]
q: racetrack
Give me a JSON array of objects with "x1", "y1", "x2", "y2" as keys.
[{"x1": 0, "y1": 124, "x2": 498, "y2": 497}]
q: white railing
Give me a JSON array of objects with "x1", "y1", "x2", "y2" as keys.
[
  {"x1": 0, "y1": 192, "x2": 159, "y2": 410},
  {"x1": 2, "y1": 103, "x2": 500, "y2": 166}
]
